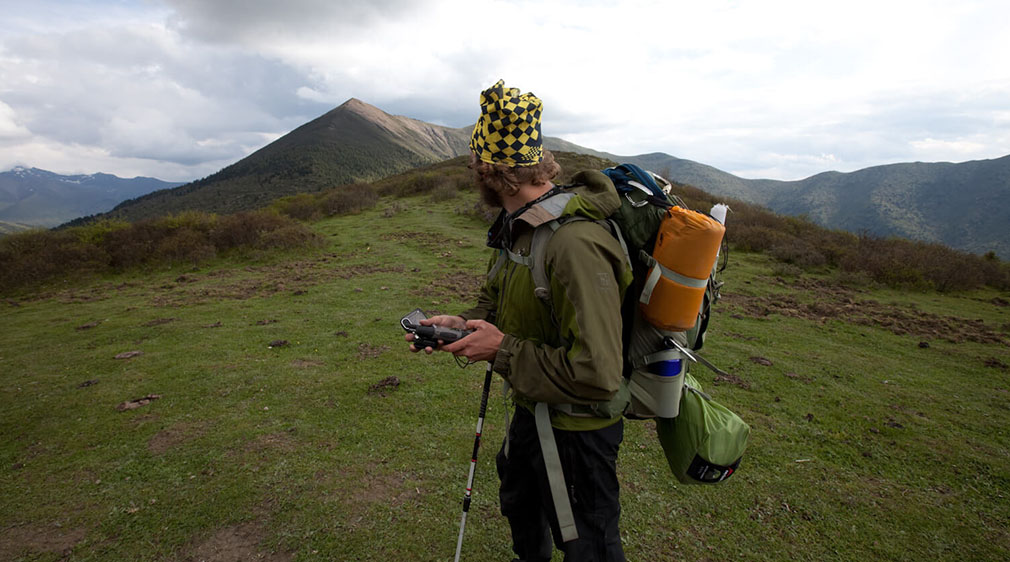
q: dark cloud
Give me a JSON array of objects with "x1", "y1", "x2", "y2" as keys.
[{"x1": 165, "y1": 0, "x2": 422, "y2": 44}]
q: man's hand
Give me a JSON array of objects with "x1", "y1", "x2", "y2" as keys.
[
  {"x1": 405, "y1": 315, "x2": 467, "y2": 354},
  {"x1": 442, "y1": 319, "x2": 504, "y2": 363}
]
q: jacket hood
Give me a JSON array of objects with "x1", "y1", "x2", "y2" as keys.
[
  {"x1": 486, "y1": 169, "x2": 620, "y2": 249},
  {"x1": 558, "y1": 170, "x2": 621, "y2": 220},
  {"x1": 513, "y1": 169, "x2": 620, "y2": 230}
]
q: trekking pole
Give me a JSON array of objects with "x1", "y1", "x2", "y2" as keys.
[{"x1": 454, "y1": 361, "x2": 494, "y2": 562}]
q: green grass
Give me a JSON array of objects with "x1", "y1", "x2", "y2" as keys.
[{"x1": 2, "y1": 192, "x2": 1009, "y2": 561}]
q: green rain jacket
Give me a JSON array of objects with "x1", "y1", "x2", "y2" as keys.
[{"x1": 460, "y1": 170, "x2": 634, "y2": 431}]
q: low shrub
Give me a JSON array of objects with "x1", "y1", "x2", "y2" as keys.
[
  {"x1": 153, "y1": 226, "x2": 217, "y2": 265},
  {"x1": 0, "y1": 209, "x2": 321, "y2": 294},
  {"x1": 457, "y1": 200, "x2": 498, "y2": 224},
  {"x1": 768, "y1": 238, "x2": 828, "y2": 268},
  {"x1": 321, "y1": 184, "x2": 378, "y2": 216},
  {"x1": 837, "y1": 235, "x2": 1007, "y2": 292},
  {"x1": 257, "y1": 223, "x2": 323, "y2": 250},
  {"x1": 270, "y1": 184, "x2": 378, "y2": 220},
  {"x1": 0, "y1": 229, "x2": 108, "y2": 290},
  {"x1": 428, "y1": 182, "x2": 459, "y2": 202},
  {"x1": 770, "y1": 262, "x2": 804, "y2": 278},
  {"x1": 383, "y1": 202, "x2": 407, "y2": 218},
  {"x1": 273, "y1": 193, "x2": 323, "y2": 221}
]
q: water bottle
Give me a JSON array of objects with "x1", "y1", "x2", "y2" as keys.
[{"x1": 710, "y1": 203, "x2": 729, "y2": 225}]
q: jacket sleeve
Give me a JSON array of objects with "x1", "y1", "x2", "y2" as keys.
[{"x1": 493, "y1": 221, "x2": 631, "y2": 405}]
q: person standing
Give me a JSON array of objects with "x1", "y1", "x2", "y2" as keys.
[{"x1": 409, "y1": 80, "x2": 632, "y2": 561}]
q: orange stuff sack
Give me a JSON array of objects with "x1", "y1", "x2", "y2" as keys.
[{"x1": 639, "y1": 206, "x2": 725, "y2": 331}]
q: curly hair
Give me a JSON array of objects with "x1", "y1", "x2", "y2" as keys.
[{"x1": 469, "y1": 149, "x2": 562, "y2": 197}]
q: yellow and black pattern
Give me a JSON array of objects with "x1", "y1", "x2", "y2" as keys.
[{"x1": 470, "y1": 79, "x2": 543, "y2": 167}]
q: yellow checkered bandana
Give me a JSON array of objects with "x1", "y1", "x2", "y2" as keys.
[{"x1": 470, "y1": 80, "x2": 543, "y2": 167}]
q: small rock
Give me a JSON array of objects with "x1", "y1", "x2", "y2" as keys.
[
  {"x1": 115, "y1": 351, "x2": 144, "y2": 360},
  {"x1": 76, "y1": 321, "x2": 100, "y2": 331},
  {"x1": 268, "y1": 340, "x2": 289, "y2": 348},
  {"x1": 749, "y1": 356, "x2": 773, "y2": 366},
  {"x1": 918, "y1": 341, "x2": 930, "y2": 349},
  {"x1": 116, "y1": 394, "x2": 162, "y2": 411}
]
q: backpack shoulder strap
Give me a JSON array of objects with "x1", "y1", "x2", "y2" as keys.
[
  {"x1": 529, "y1": 220, "x2": 562, "y2": 299},
  {"x1": 525, "y1": 216, "x2": 630, "y2": 303}
]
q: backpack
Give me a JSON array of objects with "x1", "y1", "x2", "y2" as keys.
[
  {"x1": 500, "y1": 164, "x2": 748, "y2": 541},
  {"x1": 520, "y1": 163, "x2": 730, "y2": 418}
]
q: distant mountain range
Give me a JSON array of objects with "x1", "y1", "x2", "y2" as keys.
[
  {"x1": 624, "y1": 153, "x2": 1010, "y2": 258},
  {"x1": 15, "y1": 98, "x2": 1009, "y2": 257},
  {"x1": 0, "y1": 167, "x2": 183, "y2": 228}
]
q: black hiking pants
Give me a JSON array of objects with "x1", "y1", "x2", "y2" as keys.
[{"x1": 496, "y1": 406, "x2": 625, "y2": 562}]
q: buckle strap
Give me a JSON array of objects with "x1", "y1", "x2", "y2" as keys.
[
  {"x1": 534, "y1": 402, "x2": 578, "y2": 543},
  {"x1": 638, "y1": 251, "x2": 708, "y2": 306}
]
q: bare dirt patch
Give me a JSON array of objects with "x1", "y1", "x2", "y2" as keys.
[
  {"x1": 984, "y1": 357, "x2": 1009, "y2": 370},
  {"x1": 381, "y1": 231, "x2": 473, "y2": 253},
  {"x1": 244, "y1": 432, "x2": 297, "y2": 455},
  {"x1": 0, "y1": 525, "x2": 87, "y2": 560},
  {"x1": 290, "y1": 358, "x2": 325, "y2": 368},
  {"x1": 142, "y1": 317, "x2": 176, "y2": 327},
  {"x1": 357, "y1": 343, "x2": 390, "y2": 359},
  {"x1": 713, "y1": 372, "x2": 752, "y2": 389},
  {"x1": 183, "y1": 521, "x2": 292, "y2": 562},
  {"x1": 349, "y1": 471, "x2": 416, "y2": 507},
  {"x1": 411, "y1": 270, "x2": 484, "y2": 305},
  {"x1": 368, "y1": 376, "x2": 400, "y2": 396},
  {"x1": 148, "y1": 422, "x2": 207, "y2": 455},
  {"x1": 723, "y1": 278, "x2": 1007, "y2": 345}
]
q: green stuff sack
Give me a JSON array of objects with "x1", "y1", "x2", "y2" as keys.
[{"x1": 656, "y1": 373, "x2": 749, "y2": 484}]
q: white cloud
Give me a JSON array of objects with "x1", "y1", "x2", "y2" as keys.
[
  {"x1": 0, "y1": 0, "x2": 1008, "y2": 181},
  {"x1": 0, "y1": 100, "x2": 30, "y2": 140}
]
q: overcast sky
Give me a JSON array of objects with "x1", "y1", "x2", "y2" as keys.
[{"x1": 2, "y1": 0, "x2": 1008, "y2": 182}]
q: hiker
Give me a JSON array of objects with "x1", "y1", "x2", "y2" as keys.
[{"x1": 407, "y1": 80, "x2": 632, "y2": 562}]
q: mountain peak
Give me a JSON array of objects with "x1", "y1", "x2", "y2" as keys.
[{"x1": 337, "y1": 97, "x2": 387, "y2": 119}]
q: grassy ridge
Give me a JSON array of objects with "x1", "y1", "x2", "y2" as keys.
[
  {"x1": 0, "y1": 220, "x2": 33, "y2": 236},
  {"x1": 8, "y1": 153, "x2": 1009, "y2": 297},
  {"x1": 2, "y1": 184, "x2": 1009, "y2": 560}
]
